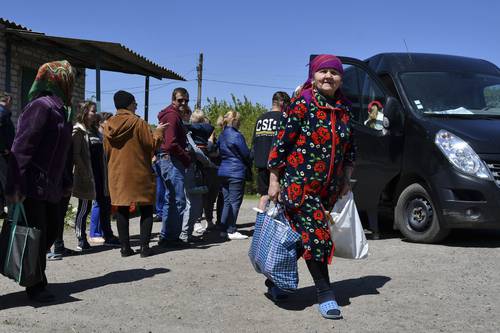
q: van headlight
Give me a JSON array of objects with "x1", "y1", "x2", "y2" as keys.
[{"x1": 435, "y1": 130, "x2": 492, "y2": 180}]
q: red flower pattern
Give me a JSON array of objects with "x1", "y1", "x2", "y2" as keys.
[
  {"x1": 287, "y1": 151, "x2": 304, "y2": 168},
  {"x1": 314, "y1": 161, "x2": 326, "y2": 173},
  {"x1": 288, "y1": 183, "x2": 302, "y2": 201},
  {"x1": 317, "y1": 110, "x2": 327, "y2": 120},
  {"x1": 293, "y1": 103, "x2": 308, "y2": 119},
  {"x1": 297, "y1": 134, "x2": 306, "y2": 146},
  {"x1": 313, "y1": 209, "x2": 324, "y2": 221}
]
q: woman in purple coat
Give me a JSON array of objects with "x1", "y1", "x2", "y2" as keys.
[{"x1": 5, "y1": 60, "x2": 75, "y2": 302}]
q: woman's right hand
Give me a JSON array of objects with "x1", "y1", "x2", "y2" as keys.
[
  {"x1": 268, "y1": 180, "x2": 280, "y2": 203},
  {"x1": 268, "y1": 169, "x2": 281, "y2": 203}
]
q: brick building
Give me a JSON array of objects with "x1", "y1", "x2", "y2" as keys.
[
  {"x1": 0, "y1": 19, "x2": 85, "y2": 121},
  {"x1": 0, "y1": 18, "x2": 184, "y2": 122}
]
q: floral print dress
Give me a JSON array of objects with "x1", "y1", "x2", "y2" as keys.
[{"x1": 268, "y1": 89, "x2": 355, "y2": 263}]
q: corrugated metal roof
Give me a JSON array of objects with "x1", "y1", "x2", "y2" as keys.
[
  {"x1": 2, "y1": 19, "x2": 184, "y2": 80},
  {"x1": 0, "y1": 18, "x2": 31, "y2": 31}
]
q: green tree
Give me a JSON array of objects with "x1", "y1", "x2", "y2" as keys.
[{"x1": 203, "y1": 95, "x2": 269, "y2": 194}]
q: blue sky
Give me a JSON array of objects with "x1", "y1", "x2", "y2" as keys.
[{"x1": 4, "y1": 0, "x2": 499, "y2": 122}]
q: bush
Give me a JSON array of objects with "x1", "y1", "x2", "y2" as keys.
[{"x1": 203, "y1": 95, "x2": 268, "y2": 194}]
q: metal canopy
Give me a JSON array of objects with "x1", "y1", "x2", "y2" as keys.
[{"x1": 5, "y1": 29, "x2": 185, "y2": 81}]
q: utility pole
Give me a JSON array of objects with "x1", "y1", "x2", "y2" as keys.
[{"x1": 196, "y1": 53, "x2": 203, "y2": 110}]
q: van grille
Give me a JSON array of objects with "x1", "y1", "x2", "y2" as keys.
[{"x1": 486, "y1": 162, "x2": 500, "y2": 187}]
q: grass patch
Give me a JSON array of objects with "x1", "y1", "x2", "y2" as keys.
[{"x1": 244, "y1": 194, "x2": 260, "y2": 200}]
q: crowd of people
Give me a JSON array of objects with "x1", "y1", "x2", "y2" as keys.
[{"x1": 1, "y1": 54, "x2": 356, "y2": 320}]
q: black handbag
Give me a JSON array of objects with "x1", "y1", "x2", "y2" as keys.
[{"x1": 0, "y1": 203, "x2": 43, "y2": 287}]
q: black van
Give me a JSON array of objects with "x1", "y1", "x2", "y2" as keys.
[{"x1": 338, "y1": 53, "x2": 500, "y2": 243}]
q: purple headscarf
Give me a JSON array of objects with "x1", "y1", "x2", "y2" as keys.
[{"x1": 299, "y1": 54, "x2": 345, "y2": 100}]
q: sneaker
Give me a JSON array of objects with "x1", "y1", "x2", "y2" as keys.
[
  {"x1": 76, "y1": 240, "x2": 91, "y2": 252},
  {"x1": 120, "y1": 247, "x2": 136, "y2": 257},
  {"x1": 46, "y1": 252, "x2": 63, "y2": 261},
  {"x1": 89, "y1": 237, "x2": 105, "y2": 244},
  {"x1": 186, "y1": 235, "x2": 204, "y2": 243},
  {"x1": 193, "y1": 222, "x2": 205, "y2": 233},
  {"x1": 103, "y1": 236, "x2": 121, "y2": 247},
  {"x1": 206, "y1": 221, "x2": 216, "y2": 231},
  {"x1": 227, "y1": 231, "x2": 248, "y2": 240},
  {"x1": 140, "y1": 246, "x2": 151, "y2": 258}
]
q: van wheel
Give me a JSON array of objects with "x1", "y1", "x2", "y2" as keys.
[{"x1": 395, "y1": 183, "x2": 449, "y2": 243}]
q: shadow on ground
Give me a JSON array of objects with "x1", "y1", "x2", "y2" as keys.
[
  {"x1": 272, "y1": 275, "x2": 391, "y2": 311},
  {"x1": 0, "y1": 268, "x2": 170, "y2": 310},
  {"x1": 400, "y1": 229, "x2": 500, "y2": 248},
  {"x1": 440, "y1": 229, "x2": 500, "y2": 248}
]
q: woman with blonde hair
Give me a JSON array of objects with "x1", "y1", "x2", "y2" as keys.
[{"x1": 217, "y1": 110, "x2": 251, "y2": 240}]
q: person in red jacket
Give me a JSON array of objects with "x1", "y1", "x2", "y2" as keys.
[{"x1": 157, "y1": 87, "x2": 192, "y2": 246}]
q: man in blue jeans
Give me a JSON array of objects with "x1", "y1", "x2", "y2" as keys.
[{"x1": 157, "y1": 88, "x2": 192, "y2": 246}]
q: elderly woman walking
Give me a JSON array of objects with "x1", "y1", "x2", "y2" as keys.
[
  {"x1": 268, "y1": 55, "x2": 355, "y2": 319},
  {"x1": 5, "y1": 60, "x2": 75, "y2": 302},
  {"x1": 103, "y1": 90, "x2": 166, "y2": 257}
]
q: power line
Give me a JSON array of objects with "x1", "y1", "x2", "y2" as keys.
[
  {"x1": 85, "y1": 68, "x2": 197, "y2": 94},
  {"x1": 203, "y1": 78, "x2": 293, "y2": 90}
]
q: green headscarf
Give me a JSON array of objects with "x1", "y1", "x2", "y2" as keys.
[{"x1": 28, "y1": 60, "x2": 75, "y2": 121}]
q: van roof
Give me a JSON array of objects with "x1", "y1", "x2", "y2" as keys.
[{"x1": 366, "y1": 53, "x2": 500, "y2": 75}]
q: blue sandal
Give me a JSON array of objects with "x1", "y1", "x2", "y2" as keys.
[{"x1": 318, "y1": 300, "x2": 342, "y2": 320}]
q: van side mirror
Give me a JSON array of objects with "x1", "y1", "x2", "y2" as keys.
[{"x1": 383, "y1": 96, "x2": 403, "y2": 130}]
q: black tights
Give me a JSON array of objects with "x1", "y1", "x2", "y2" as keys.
[
  {"x1": 305, "y1": 259, "x2": 330, "y2": 286},
  {"x1": 115, "y1": 205, "x2": 153, "y2": 249},
  {"x1": 300, "y1": 244, "x2": 333, "y2": 303}
]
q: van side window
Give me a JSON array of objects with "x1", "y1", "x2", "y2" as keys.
[
  {"x1": 360, "y1": 72, "x2": 386, "y2": 131},
  {"x1": 484, "y1": 84, "x2": 500, "y2": 108},
  {"x1": 342, "y1": 64, "x2": 364, "y2": 122}
]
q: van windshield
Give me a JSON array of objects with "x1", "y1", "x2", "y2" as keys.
[{"x1": 400, "y1": 71, "x2": 500, "y2": 117}]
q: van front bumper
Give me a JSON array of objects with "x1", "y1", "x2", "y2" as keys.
[{"x1": 430, "y1": 160, "x2": 500, "y2": 229}]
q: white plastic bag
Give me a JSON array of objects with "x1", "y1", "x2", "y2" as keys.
[{"x1": 328, "y1": 191, "x2": 369, "y2": 259}]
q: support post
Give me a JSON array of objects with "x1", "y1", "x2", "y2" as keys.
[
  {"x1": 196, "y1": 53, "x2": 203, "y2": 110},
  {"x1": 95, "y1": 55, "x2": 101, "y2": 112},
  {"x1": 144, "y1": 76, "x2": 150, "y2": 122}
]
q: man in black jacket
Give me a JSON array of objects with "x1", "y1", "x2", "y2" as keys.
[
  {"x1": 0, "y1": 92, "x2": 14, "y2": 217},
  {"x1": 251, "y1": 91, "x2": 290, "y2": 210}
]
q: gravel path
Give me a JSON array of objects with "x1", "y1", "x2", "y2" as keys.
[{"x1": 1, "y1": 198, "x2": 499, "y2": 332}]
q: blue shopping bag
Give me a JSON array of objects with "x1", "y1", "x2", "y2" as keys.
[{"x1": 248, "y1": 206, "x2": 301, "y2": 291}]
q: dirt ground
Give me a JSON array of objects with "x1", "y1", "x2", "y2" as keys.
[{"x1": 1, "y1": 198, "x2": 499, "y2": 333}]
